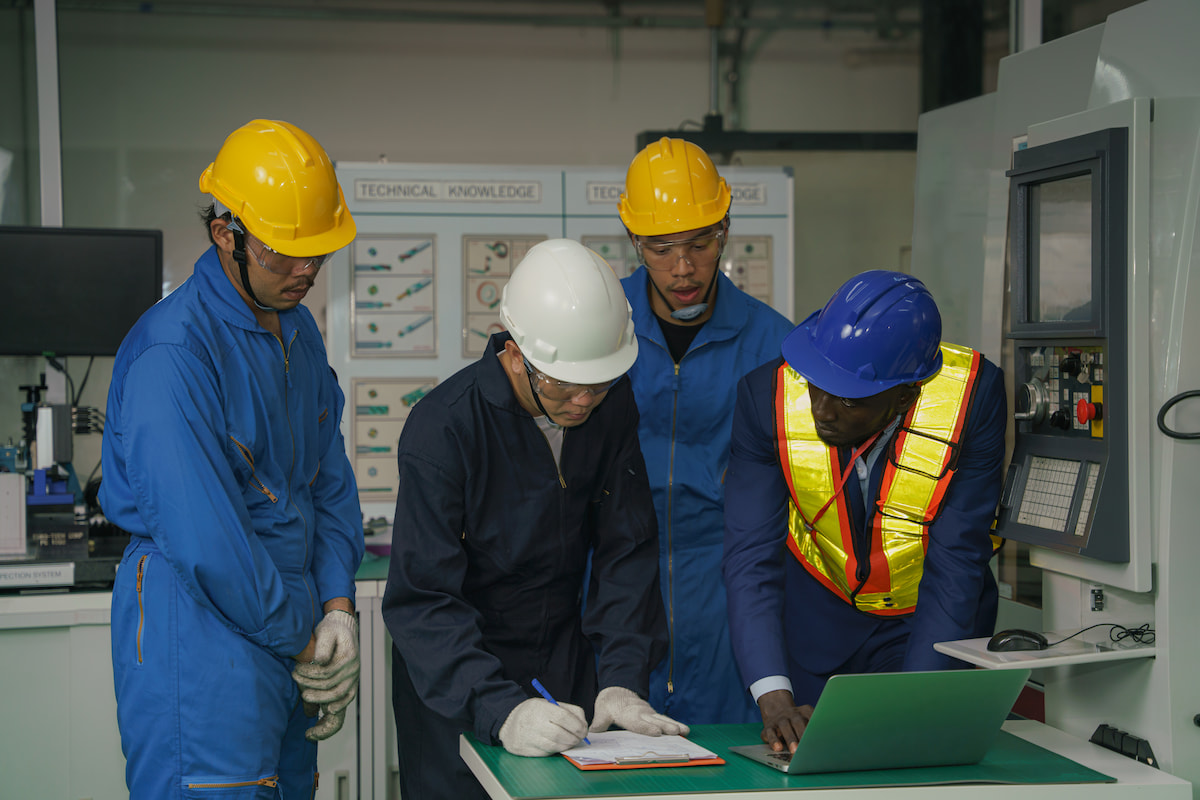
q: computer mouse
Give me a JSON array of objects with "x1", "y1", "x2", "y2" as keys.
[{"x1": 986, "y1": 628, "x2": 1049, "y2": 652}]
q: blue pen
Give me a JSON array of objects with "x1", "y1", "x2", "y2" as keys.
[{"x1": 531, "y1": 678, "x2": 590, "y2": 745}]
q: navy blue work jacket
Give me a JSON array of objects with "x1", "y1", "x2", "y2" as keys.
[
  {"x1": 724, "y1": 354, "x2": 1005, "y2": 699},
  {"x1": 381, "y1": 333, "x2": 667, "y2": 744}
]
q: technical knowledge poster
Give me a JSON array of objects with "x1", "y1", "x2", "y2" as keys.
[{"x1": 326, "y1": 161, "x2": 794, "y2": 517}]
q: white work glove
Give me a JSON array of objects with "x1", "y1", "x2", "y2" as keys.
[
  {"x1": 302, "y1": 701, "x2": 346, "y2": 742},
  {"x1": 292, "y1": 610, "x2": 360, "y2": 715},
  {"x1": 589, "y1": 686, "x2": 690, "y2": 736},
  {"x1": 498, "y1": 697, "x2": 589, "y2": 757}
]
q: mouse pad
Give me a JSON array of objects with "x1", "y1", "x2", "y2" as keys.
[{"x1": 731, "y1": 667, "x2": 1032, "y2": 774}]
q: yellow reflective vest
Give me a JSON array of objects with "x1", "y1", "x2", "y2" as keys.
[{"x1": 774, "y1": 344, "x2": 984, "y2": 616}]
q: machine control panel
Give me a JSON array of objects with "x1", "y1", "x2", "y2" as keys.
[
  {"x1": 1015, "y1": 345, "x2": 1105, "y2": 436},
  {"x1": 995, "y1": 126, "x2": 1130, "y2": 562},
  {"x1": 1008, "y1": 344, "x2": 1109, "y2": 543}
]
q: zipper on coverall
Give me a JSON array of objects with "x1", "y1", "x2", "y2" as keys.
[
  {"x1": 533, "y1": 424, "x2": 567, "y2": 654},
  {"x1": 276, "y1": 329, "x2": 319, "y2": 628},
  {"x1": 665, "y1": 361, "x2": 681, "y2": 694},
  {"x1": 136, "y1": 554, "x2": 149, "y2": 663},
  {"x1": 187, "y1": 777, "x2": 279, "y2": 790},
  {"x1": 633, "y1": 334, "x2": 691, "y2": 697},
  {"x1": 660, "y1": 338, "x2": 710, "y2": 697}
]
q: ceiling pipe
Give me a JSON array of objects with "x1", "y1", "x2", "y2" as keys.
[
  {"x1": 47, "y1": 0, "x2": 930, "y2": 32},
  {"x1": 707, "y1": 0, "x2": 725, "y2": 118}
]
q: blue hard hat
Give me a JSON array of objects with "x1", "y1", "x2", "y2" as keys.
[{"x1": 782, "y1": 270, "x2": 943, "y2": 399}]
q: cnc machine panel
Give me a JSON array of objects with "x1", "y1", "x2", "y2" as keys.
[{"x1": 996, "y1": 128, "x2": 1130, "y2": 562}]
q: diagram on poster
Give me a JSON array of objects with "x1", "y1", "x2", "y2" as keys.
[
  {"x1": 463, "y1": 234, "x2": 547, "y2": 357},
  {"x1": 351, "y1": 236, "x2": 437, "y2": 357},
  {"x1": 351, "y1": 377, "x2": 436, "y2": 502},
  {"x1": 580, "y1": 235, "x2": 639, "y2": 278},
  {"x1": 722, "y1": 235, "x2": 773, "y2": 305},
  {"x1": 329, "y1": 161, "x2": 793, "y2": 519}
]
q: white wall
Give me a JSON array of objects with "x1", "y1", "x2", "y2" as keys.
[{"x1": 49, "y1": 10, "x2": 924, "y2": 279}]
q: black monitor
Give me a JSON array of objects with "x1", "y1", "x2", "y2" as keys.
[
  {"x1": 1008, "y1": 127, "x2": 1126, "y2": 339},
  {"x1": 0, "y1": 225, "x2": 164, "y2": 357}
]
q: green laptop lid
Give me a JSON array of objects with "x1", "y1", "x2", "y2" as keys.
[{"x1": 787, "y1": 667, "x2": 1032, "y2": 774}]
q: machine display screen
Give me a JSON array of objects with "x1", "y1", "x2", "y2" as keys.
[
  {"x1": 0, "y1": 226, "x2": 163, "y2": 357},
  {"x1": 1032, "y1": 173, "x2": 1093, "y2": 323}
]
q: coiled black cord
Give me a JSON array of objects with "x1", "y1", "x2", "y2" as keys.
[
  {"x1": 1157, "y1": 390, "x2": 1200, "y2": 439},
  {"x1": 1046, "y1": 622, "x2": 1155, "y2": 648}
]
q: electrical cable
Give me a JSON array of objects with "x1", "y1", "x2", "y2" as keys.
[
  {"x1": 72, "y1": 407, "x2": 104, "y2": 435},
  {"x1": 74, "y1": 356, "x2": 96, "y2": 405},
  {"x1": 85, "y1": 458, "x2": 102, "y2": 494},
  {"x1": 1157, "y1": 389, "x2": 1200, "y2": 439},
  {"x1": 1045, "y1": 622, "x2": 1155, "y2": 648}
]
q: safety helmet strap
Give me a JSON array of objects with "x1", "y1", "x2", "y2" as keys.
[
  {"x1": 524, "y1": 369, "x2": 553, "y2": 418},
  {"x1": 226, "y1": 216, "x2": 276, "y2": 313}
]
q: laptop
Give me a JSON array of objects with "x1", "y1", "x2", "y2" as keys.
[{"x1": 730, "y1": 667, "x2": 1031, "y2": 774}]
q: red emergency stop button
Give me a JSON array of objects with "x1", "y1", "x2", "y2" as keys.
[{"x1": 1077, "y1": 398, "x2": 1103, "y2": 424}]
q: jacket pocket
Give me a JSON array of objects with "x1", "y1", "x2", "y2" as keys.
[
  {"x1": 230, "y1": 436, "x2": 279, "y2": 503},
  {"x1": 309, "y1": 405, "x2": 333, "y2": 485}
]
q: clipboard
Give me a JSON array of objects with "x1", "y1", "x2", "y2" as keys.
[{"x1": 560, "y1": 731, "x2": 726, "y2": 770}]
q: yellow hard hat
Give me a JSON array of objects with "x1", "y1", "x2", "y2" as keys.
[
  {"x1": 199, "y1": 119, "x2": 356, "y2": 257},
  {"x1": 618, "y1": 137, "x2": 731, "y2": 236}
]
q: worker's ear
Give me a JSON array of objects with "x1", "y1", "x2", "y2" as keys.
[
  {"x1": 502, "y1": 339, "x2": 525, "y2": 375},
  {"x1": 210, "y1": 217, "x2": 235, "y2": 254},
  {"x1": 894, "y1": 383, "x2": 921, "y2": 415}
]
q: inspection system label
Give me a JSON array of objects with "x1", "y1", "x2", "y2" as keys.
[
  {"x1": 356, "y1": 179, "x2": 541, "y2": 203},
  {"x1": 0, "y1": 562, "x2": 75, "y2": 587}
]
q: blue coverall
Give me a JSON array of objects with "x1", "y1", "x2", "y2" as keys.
[
  {"x1": 622, "y1": 267, "x2": 792, "y2": 724},
  {"x1": 101, "y1": 246, "x2": 364, "y2": 799}
]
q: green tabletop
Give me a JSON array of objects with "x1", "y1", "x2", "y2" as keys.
[
  {"x1": 464, "y1": 724, "x2": 1114, "y2": 798},
  {"x1": 355, "y1": 552, "x2": 389, "y2": 581}
]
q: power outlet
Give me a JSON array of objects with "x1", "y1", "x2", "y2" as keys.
[{"x1": 1090, "y1": 723, "x2": 1157, "y2": 768}]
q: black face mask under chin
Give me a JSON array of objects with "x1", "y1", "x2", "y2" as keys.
[{"x1": 649, "y1": 268, "x2": 718, "y2": 322}]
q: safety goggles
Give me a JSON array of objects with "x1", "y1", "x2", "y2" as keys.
[
  {"x1": 634, "y1": 228, "x2": 725, "y2": 272},
  {"x1": 246, "y1": 237, "x2": 330, "y2": 276},
  {"x1": 229, "y1": 216, "x2": 330, "y2": 275},
  {"x1": 524, "y1": 360, "x2": 619, "y2": 402}
]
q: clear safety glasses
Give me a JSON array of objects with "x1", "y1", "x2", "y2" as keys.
[
  {"x1": 524, "y1": 360, "x2": 619, "y2": 402},
  {"x1": 635, "y1": 229, "x2": 725, "y2": 272},
  {"x1": 246, "y1": 237, "x2": 330, "y2": 276}
]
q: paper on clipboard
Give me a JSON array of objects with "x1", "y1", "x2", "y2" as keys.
[{"x1": 561, "y1": 731, "x2": 724, "y2": 770}]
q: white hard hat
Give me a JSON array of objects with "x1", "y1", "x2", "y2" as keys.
[{"x1": 499, "y1": 239, "x2": 638, "y2": 384}]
